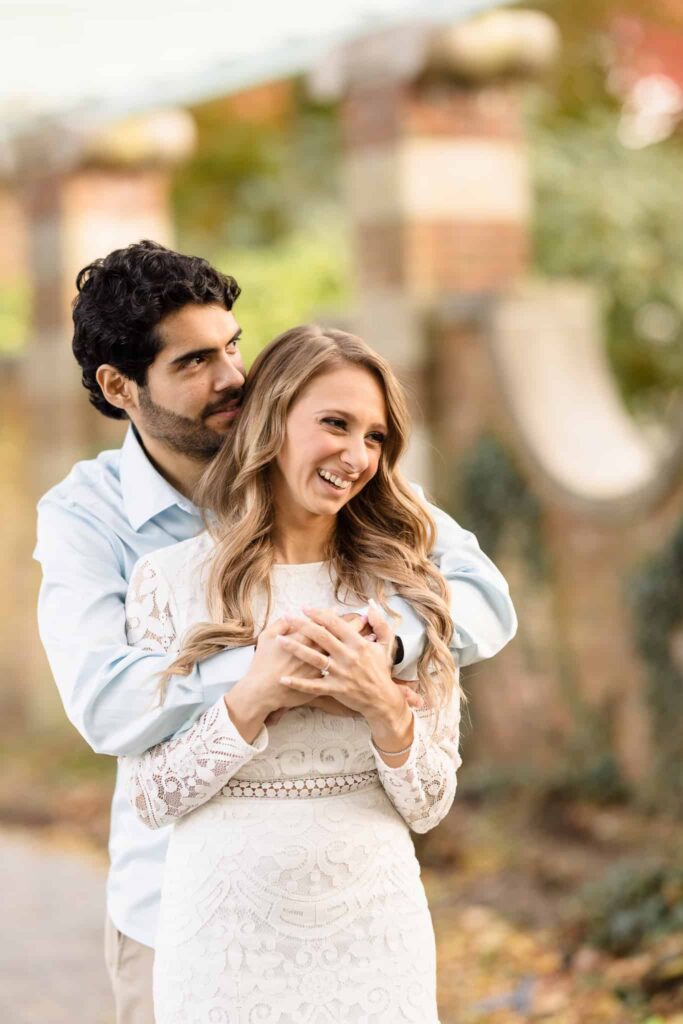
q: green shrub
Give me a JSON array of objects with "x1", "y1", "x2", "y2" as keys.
[
  {"x1": 216, "y1": 222, "x2": 351, "y2": 366},
  {"x1": 530, "y1": 104, "x2": 683, "y2": 413},
  {"x1": 0, "y1": 280, "x2": 29, "y2": 354},
  {"x1": 576, "y1": 860, "x2": 683, "y2": 955}
]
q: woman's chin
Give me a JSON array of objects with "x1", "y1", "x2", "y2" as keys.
[
  {"x1": 303, "y1": 477, "x2": 349, "y2": 510},
  {"x1": 281, "y1": 476, "x2": 356, "y2": 516},
  {"x1": 301, "y1": 493, "x2": 350, "y2": 517}
]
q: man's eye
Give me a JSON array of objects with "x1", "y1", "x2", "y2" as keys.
[{"x1": 187, "y1": 356, "x2": 205, "y2": 367}]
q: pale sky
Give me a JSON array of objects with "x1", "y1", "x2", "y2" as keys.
[{"x1": 0, "y1": 0, "x2": 504, "y2": 125}]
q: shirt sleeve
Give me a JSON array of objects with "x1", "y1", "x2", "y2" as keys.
[
  {"x1": 394, "y1": 484, "x2": 518, "y2": 672},
  {"x1": 370, "y1": 688, "x2": 461, "y2": 834},
  {"x1": 34, "y1": 498, "x2": 254, "y2": 757}
]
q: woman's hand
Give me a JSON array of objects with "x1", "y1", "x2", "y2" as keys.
[
  {"x1": 271, "y1": 611, "x2": 423, "y2": 722},
  {"x1": 263, "y1": 611, "x2": 368, "y2": 725},
  {"x1": 277, "y1": 601, "x2": 416, "y2": 759},
  {"x1": 224, "y1": 616, "x2": 325, "y2": 742}
]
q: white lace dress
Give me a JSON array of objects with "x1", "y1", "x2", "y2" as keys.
[{"x1": 121, "y1": 532, "x2": 461, "y2": 1024}]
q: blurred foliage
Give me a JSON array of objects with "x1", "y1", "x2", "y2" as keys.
[
  {"x1": 174, "y1": 84, "x2": 341, "y2": 255},
  {"x1": 544, "y1": 741, "x2": 631, "y2": 808},
  {"x1": 172, "y1": 5, "x2": 683, "y2": 412},
  {"x1": 575, "y1": 860, "x2": 683, "y2": 956},
  {"x1": 532, "y1": 0, "x2": 663, "y2": 116},
  {"x1": 174, "y1": 85, "x2": 350, "y2": 363},
  {"x1": 458, "y1": 705, "x2": 631, "y2": 811},
  {"x1": 629, "y1": 517, "x2": 683, "y2": 808},
  {"x1": 0, "y1": 280, "x2": 30, "y2": 353},
  {"x1": 528, "y1": 0, "x2": 683, "y2": 413},
  {"x1": 530, "y1": 104, "x2": 683, "y2": 414},
  {"x1": 457, "y1": 749, "x2": 629, "y2": 808},
  {"x1": 457, "y1": 434, "x2": 546, "y2": 579},
  {"x1": 216, "y1": 223, "x2": 351, "y2": 366}
]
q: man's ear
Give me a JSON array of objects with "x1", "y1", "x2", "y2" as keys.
[{"x1": 95, "y1": 365, "x2": 138, "y2": 414}]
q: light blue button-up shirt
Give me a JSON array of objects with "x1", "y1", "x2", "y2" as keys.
[{"x1": 34, "y1": 426, "x2": 516, "y2": 948}]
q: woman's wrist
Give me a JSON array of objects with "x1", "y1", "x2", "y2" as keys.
[
  {"x1": 223, "y1": 677, "x2": 271, "y2": 745},
  {"x1": 368, "y1": 702, "x2": 414, "y2": 755}
]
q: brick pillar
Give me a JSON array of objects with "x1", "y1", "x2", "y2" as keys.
[
  {"x1": 0, "y1": 182, "x2": 28, "y2": 288},
  {"x1": 343, "y1": 82, "x2": 529, "y2": 297},
  {"x1": 326, "y1": 22, "x2": 537, "y2": 486},
  {"x1": 12, "y1": 109, "x2": 195, "y2": 728},
  {"x1": 16, "y1": 109, "x2": 195, "y2": 494}
]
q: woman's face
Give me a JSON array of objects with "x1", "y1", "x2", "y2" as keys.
[{"x1": 272, "y1": 364, "x2": 389, "y2": 519}]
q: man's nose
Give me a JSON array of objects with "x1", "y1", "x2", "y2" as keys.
[{"x1": 213, "y1": 355, "x2": 245, "y2": 392}]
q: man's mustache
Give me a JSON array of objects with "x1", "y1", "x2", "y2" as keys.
[{"x1": 202, "y1": 390, "x2": 244, "y2": 418}]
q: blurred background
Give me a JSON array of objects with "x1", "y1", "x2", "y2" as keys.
[{"x1": 3, "y1": 0, "x2": 683, "y2": 1021}]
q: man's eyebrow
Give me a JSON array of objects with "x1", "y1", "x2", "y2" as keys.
[
  {"x1": 168, "y1": 327, "x2": 242, "y2": 366},
  {"x1": 317, "y1": 408, "x2": 388, "y2": 431}
]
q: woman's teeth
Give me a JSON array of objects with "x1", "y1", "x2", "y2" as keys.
[{"x1": 317, "y1": 469, "x2": 351, "y2": 490}]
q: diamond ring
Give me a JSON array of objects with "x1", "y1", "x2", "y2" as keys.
[{"x1": 320, "y1": 656, "x2": 331, "y2": 678}]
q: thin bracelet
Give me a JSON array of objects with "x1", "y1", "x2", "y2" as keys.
[{"x1": 374, "y1": 738, "x2": 413, "y2": 757}]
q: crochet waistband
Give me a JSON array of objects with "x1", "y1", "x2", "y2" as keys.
[{"x1": 220, "y1": 770, "x2": 380, "y2": 800}]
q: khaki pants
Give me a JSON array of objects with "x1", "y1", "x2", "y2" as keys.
[{"x1": 104, "y1": 915, "x2": 155, "y2": 1024}]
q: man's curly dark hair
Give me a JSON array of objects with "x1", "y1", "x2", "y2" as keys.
[{"x1": 72, "y1": 240, "x2": 241, "y2": 420}]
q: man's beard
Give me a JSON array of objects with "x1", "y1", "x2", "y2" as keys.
[{"x1": 137, "y1": 387, "x2": 241, "y2": 462}]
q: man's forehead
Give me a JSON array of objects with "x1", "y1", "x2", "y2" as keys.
[{"x1": 157, "y1": 304, "x2": 239, "y2": 351}]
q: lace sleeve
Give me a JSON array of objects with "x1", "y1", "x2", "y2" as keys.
[
  {"x1": 125, "y1": 556, "x2": 179, "y2": 654},
  {"x1": 119, "y1": 556, "x2": 268, "y2": 830},
  {"x1": 371, "y1": 687, "x2": 461, "y2": 834},
  {"x1": 119, "y1": 698, "x2": 268, "y2": 829}
]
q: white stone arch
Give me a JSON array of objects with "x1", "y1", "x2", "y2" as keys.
[{"x1": 489, "y1": 281, "x2": 683, "y2": 522}]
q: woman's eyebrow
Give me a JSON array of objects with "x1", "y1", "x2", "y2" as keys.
[{"x1": 317, "y1": 408, "x2": 388, "y2": 431}]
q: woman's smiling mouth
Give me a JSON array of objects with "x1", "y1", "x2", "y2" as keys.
[{"x1": 317, "y1": 468, "x2": 352, "y2": 491}]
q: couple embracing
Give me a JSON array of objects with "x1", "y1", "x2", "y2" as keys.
[{"x1": 35, "y1": 240, "x2": 517, "y2": 1024}]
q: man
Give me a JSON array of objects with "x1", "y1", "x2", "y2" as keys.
[{"x1": 34, "y1": 240, "x2": 517, "y2": 1024}]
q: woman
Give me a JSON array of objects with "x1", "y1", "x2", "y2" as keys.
[{"x1": 122, "y1": 325, "x2": 461, "y2": 1023}]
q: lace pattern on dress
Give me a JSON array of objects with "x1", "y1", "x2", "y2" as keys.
[
  {"x1": 124, "y1": 558, "x2": 178, "y2": 654},
  {"x1": 121, "y1": 545, "x2": 450, "y2": 1021},
  {"x1": 372, "y1": 691, "x2": 461, "y2": 834},
  {"x1": 120, "y1": 698, "x2": 268, "y2": 829},
  {"x1": 123, "y1": 551, "x2": 461, "y2": 838},
  {"x1": 121, "y1": 557, "x2": 268, "y2": 830}
]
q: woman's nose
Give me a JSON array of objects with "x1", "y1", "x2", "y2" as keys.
[{"x1": 341, "y1": 436, "x2": 369, "y2": 473}]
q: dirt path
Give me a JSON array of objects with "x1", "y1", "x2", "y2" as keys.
[{"x1": 0, "y1": 828, "x2": 113, "y2": 1024}]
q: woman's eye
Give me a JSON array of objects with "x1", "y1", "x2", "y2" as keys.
[
  {"x1": 368, "y1": 433, "x2": 386, "y2": 444},
  {"x1": 323, "y1": 418, "x2": 346, "y2": 429}
]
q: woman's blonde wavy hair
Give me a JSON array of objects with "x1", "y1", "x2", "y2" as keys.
[{"x1": 162, "y1": 324, "x2": 457, "y2": 709}]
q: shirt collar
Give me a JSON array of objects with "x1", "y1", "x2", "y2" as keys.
[{"x1": 119, "y1": 426, "x2": 200, "y2": 531}]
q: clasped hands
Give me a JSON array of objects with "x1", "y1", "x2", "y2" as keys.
[
  {"x1": 225, "y1": 601, "x2": 420, "y2": 757},
  {"x1": 262, "y1": 603, "x2": 423, "y2": 726}
]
